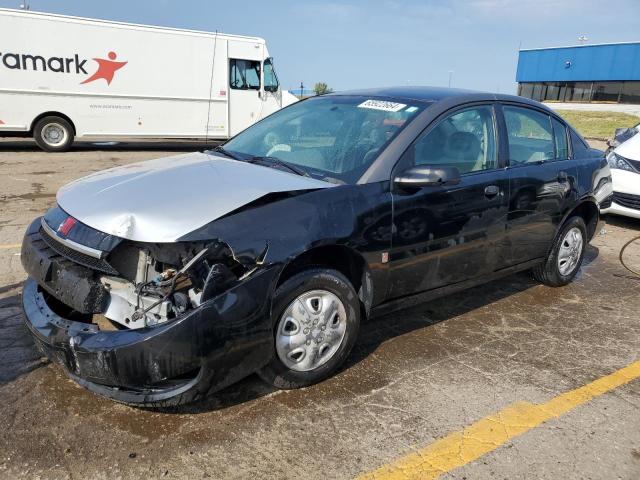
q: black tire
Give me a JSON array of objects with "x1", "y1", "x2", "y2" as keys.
[
  {"x1": 258, "y1": 268, "x2": 361, "y2": 389},
  {"x1": 33, "y1": 116, "x2": 74, "y2": 152},
  {"x1": 532, "y1": 216, "x2": 587, "y2": 287}
]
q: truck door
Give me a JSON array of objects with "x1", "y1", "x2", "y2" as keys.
[
  {"x1": 228, "y1": 58, "x2": 262, "y2": 136},
  {"x1": 260, "y1": 58, "x2": 282, "y2": 120}
]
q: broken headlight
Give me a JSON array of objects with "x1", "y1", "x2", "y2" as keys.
[
  {"x1": 102, "y1": 241, "x2": 245, "y2": 329},
  {"x1": 606, "y1": 151, "x2": 637, "y2": 172}
]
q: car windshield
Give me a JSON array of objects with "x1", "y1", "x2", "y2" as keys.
[{"x1": 221, "y1": 95, "x2": 426, "y2": 184}]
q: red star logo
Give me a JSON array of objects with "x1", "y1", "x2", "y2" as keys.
[{"x1": 81, "y1": 51, "x2": 127, "y2": 85}]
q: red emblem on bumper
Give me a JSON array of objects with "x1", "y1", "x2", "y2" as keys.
[{"x1": 57, "y1": 217, "x2": 77, "y2": 237}]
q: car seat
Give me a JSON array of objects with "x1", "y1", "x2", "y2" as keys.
[{"x1": 443, "y1": 131, "x2": 482, "y2": 173}]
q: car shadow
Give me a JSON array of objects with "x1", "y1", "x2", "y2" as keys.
[
  {"x1": 603, "y1": 215, "x2": 640, "y2": 281},
  {"x1": 583, "y1": 244, "x2": 599, "y2": 267},
  {"x1": 0, "y1": 291, "x2": 47, "y2": 387},
  {"x1": 0, "y1": 139, "x2": 220, "y2": 152},
  {"x1": 166, "y1": 272, "x2": 539, "y2": 414},
  {"x1": 603, "y1": 213, "x2": 640, "y2": 231},
  {"x1": 6, "y1": 248, "x2": 601, "y2": 413},
  {"x1": 343, "y1": 264, "x2": 592, "y2": 374},
  {"x1": 168, "y1": 248, "x2": 600, "y2": 414}
]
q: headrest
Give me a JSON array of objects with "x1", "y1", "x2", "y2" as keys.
[{"x1": 446, "y1": 131, "x2": 481, "y2": 161}]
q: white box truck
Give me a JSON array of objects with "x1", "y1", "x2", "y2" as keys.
[{"x1": 0, "y1": 8, "x2": 298, "y2": 151}]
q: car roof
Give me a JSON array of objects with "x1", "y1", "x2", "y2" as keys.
[
  {"x1": 328, "y1": 86, "x2": 557, "y2": 114},
  {"x1": 329, "y1": 86, "x2": 484, "y2": 103}
]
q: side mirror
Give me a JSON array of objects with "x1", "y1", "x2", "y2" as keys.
[{"x1": 394, "y1": 165, "x2": 461, "y2": 189}]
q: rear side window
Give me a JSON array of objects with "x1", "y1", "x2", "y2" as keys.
[
  {"x1": 230, "y1": 59, "x2": 261, "y2": 90},
  {"x1": 504, "y1": 106, "x2": 554, "y2": 165},
  {"x1": 570, "y1": 129, "x2": 590, "y2": 158},
  {"x1": 551, "y1": 117, "x2": 569, "y2": 159}
]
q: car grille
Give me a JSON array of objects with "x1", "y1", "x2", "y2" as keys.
[
  {"x1": 39, "y1": 227, "x2": 119, "y2": 275},
  {"x1": 613, "y1": 192, "x2": 640, "y2": 211}
]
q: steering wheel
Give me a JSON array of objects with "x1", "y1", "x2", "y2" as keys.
[{"x1": 266, "y1": 144, "x2": 292, "y2": 157}]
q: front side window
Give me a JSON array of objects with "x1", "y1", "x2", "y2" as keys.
[
  {"x1": 230, "y1": 59, "x2": 260, "y2": 90},
  {"x1": 222, "y1": 96, "x2": 425, "y2": 184},
  {"x1": 504, "y1": 106, "x2": 554, "y2": 164},
  {"x1": 551, "y1": 117, "x2": 569, "y2": 159},
  {"x1": 263, "y1": 58, "x2": 279, "y2": 93},
  {"x1": 404, "y1": 105, "x2": 497, "y2": 174}
]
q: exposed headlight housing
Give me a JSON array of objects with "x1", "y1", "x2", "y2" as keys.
[{"x1": 606, "y1": 151, "x2": 637, "y2": 172}]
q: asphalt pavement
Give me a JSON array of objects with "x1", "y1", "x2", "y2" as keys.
[{"x1": 0, "y1": 138, "x2": 639, "y2": 479}]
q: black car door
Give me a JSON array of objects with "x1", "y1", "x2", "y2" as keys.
[
  {"x1": 499, "y1": 103, "x2": 579, "y2": 266},
  {"x1": 387, "y1": 103, "x2": 509, "y2": 299}
]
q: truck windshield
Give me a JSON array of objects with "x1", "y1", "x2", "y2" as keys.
[
  {"x1": 222, "y1": 96, "x2": 425, "y2": 184},
  {"x1": 263, "y1": 58, "x2": 279, "y2": 93}
]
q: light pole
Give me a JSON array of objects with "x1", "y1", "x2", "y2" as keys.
[
  {"x1": 300, "y1": 81, "x2": 304, "y2": 99},
  {"x1": 448, "y1": 71, "x2": 454, "y2": 88},
  {"x1": 19, "y1": 1, "x2": 30, "y2": 9}
]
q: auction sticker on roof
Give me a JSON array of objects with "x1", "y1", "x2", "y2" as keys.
[{"x1": 358, "y1": 99, "x2": 407, "y2": 112}]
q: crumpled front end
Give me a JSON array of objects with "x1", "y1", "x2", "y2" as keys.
[{"x1": 20, "y1": 212, "x2": 278, "y2": 406}]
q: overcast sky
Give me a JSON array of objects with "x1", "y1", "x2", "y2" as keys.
[{"x1": 3, "y1": 0, "x2": 640, "y2": 93}]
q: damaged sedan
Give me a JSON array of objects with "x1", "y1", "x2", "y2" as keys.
[{"x1": 21, "y1": 87, "x2": 612, "y2": 406}]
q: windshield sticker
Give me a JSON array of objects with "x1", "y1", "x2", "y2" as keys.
[{"x1": 358, "y1": 99, "x2": 407, "y2": 112}]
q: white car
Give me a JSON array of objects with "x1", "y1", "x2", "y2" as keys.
[{"x1": 602, "y1": 132, "x2": 640, "y2": 220}]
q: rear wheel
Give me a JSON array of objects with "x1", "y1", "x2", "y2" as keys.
[
  {"x1": 33, "y1": 116, "x2": 74, "y2": 152},
  {"x1": 258, "y1": 268, "x2": 360, "y2": 389},
  {"x1": 532, "y1": 216, "x2": 587, "y2": 287}
]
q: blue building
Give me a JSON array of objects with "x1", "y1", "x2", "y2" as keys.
[{"x1": 516, "y1": 42, "x2": 640, "y2": 104}]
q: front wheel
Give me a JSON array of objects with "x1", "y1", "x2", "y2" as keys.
[
  {"x1": 258, "y1": 268, "x2": 361, "y2": 389},
  {"x1": 33, "y1": 116, "x2": 74, "y2": 152},
  {"x1": 532, "y1": 216, "x2": 587, "y2": 287}
]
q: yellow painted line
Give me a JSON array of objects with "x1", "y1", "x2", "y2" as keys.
[
  {"x1": 357, "y1": 360, "x2": 640, "y2": 480},
  {"x1": 0, "y1": 243, "x2": 21, "y2": 250}
]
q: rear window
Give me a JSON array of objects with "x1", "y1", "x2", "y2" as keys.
[
  {"x1": 551, "y1": 117, "x2": 569, "y2": 159},
  {"x1": 570, "y1": 129, "x2": 590, "y2": 158}
]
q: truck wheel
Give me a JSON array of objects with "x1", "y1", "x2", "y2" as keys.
[
  {"x1": 33, "y1": 116, "x2": 74, "y2": 152},
  {"x1": 532, "y1": 216, "x2": 587, "y2": 287},
  {"x1": 258, "y1": 268, "x2": 361, "y2": 389}
]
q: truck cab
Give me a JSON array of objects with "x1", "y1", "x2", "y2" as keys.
[{"x1": 227, "y1": 42, "x2": 297, "y2": 136}]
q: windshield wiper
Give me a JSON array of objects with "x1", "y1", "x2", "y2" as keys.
[
  {"x1": 213, "y1": 148, "x2": 308, "y2": 177},
  {"x1": 249, "y1": 156, "x2": 309, "y2": 177},
  {"x1": 212, "y1": 145, "x2": 242, "y2": 160}
]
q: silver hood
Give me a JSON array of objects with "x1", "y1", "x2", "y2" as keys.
[{"x1": 57, "y1": 152, "x2": 335, "y2": 242}]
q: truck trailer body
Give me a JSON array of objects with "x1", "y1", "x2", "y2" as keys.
[{"x1": 0, "y1": 8, "x2": 297, "y2": 151}]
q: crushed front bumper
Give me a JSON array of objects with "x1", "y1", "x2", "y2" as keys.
[{"x1": 22, "y1": 268, "x2": 279, "y2": 406}]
